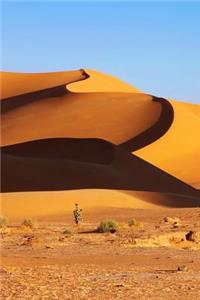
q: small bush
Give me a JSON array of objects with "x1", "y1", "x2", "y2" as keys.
[
  {"x1": 0, "y1": 216, "x2": 8, "y2": 228},
  {"x1": 128, "y1": 218, "x2": 138, "y2": 227},
  {"x1": 97, "y1": 220, "x2": 118, "y2": 233},
  {"x1": 22, "y1": 218, "x2": 38, "y2": 229},
  {"x1": 73, "y1": 203, "x2": 83, "y2": 225},
  {"x1": 63, "y1": 229, "x2": 72, "y2": 235}
]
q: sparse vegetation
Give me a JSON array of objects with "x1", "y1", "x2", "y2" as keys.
[
  {"x1": 73, "y1": 203, "x2": 82, "y2": 225},
  {"x1": 63, "y1": 229, "x2": 73, "y2": 236},
  {"x1": 0, "y1": 216, "x2": 8, "y2": 228},
  {"x1": 128, "y1": 218, "x2": 138, "y2": 227},
  {"x1": 22, "y1": 218, "x2": 38, "y2": 229},
  {"x1": 97, "y1": 219, "x2": 118, "y2": 233}
]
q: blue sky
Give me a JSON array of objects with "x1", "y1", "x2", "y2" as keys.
[{"x1": 1, "y1": 1, "x2": 200, "y2": 103}]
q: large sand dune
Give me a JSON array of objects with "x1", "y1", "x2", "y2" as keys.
[
  {"x1": 136, "y1": 100, "x2": 200, "y2": 188},
  {"x1": 1, "y1": 69, "x2": 200, "y2": 219}
]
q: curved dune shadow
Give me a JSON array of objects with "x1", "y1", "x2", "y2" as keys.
[
  {"x1": 1, "y1": 85, "x2": 67, "y2": 114},
  {"x1": 119, "y1": 97, "x2": 174, "y2": 152},
  {"x1": 1, "y1": 68, "x2": 90, "y2": 113},
  {"x1": 1, "y1": 138, "x2": 200, "y2": 207},
  {"x1": 2, "y1": 138, "x2": 114, "y2": 165}
]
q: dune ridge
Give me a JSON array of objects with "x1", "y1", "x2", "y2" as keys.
[
  {"x1": 68, "y1": 69, "x2": 140, "y2": 93},
  {"x1": 1, "y1": 91, "x2": 161, "y2": 147},
  {"x1": 1, "y1": 69, "x2": 88, "y2": 99},
  {"x1": 136, "y1": 100, "x2": 200, "y2": 187},
  {"x1": 1, "y1": 68, "x2": 200, "y2": 219},
  {"x1": 119, "y1": 96, "x2": 174, "y2": 152}
]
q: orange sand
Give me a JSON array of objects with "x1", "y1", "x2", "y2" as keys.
[{"x1": 1, "y1": 69, "x2": 200, "y2": 219}]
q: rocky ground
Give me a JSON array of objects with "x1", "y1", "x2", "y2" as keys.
[{"x1": 1, "y1": 207, "x2": 200, "y2": 299}]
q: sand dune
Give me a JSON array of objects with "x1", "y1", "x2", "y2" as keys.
[
  {"x1": 0, "y1": 189, "x2": 197, "y2": 220},
  {"x1": 2, "y1": 188, "x2": 200, "y2": 220},
  {"x1": 1, "y1": 69, "x2": 200, "y2": 219},
  {"x1": 1, "y1": 91, "x2": 161, "y2": 147},
  {"x1": 69, "y1": 69, "x2": 200, "y2": 188},
  {"x1": 2, "y1": 138, "x2": 199, "y2": 196},
  {"x1": 136, "y1": 100, "x2": 200, "y2": 187},
  {"x1": 1, "y1": 69, "x2": 87, "y2": 99},
  {"x1": 1, "y1": 137, "x2": 200, "y2": 217},
  {"x1": 119, "y1": 96, "x2": 174, "y2": 152},
  {"x1": 68, "y1": 69, "x2": 140, "y2": 93}
]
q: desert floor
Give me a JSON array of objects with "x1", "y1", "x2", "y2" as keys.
[{"x1": 1, "y1": 207, "x2": 200, "y2": 300}]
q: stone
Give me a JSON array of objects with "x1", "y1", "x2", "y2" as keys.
[
  {"x1": 163, "y1": 217, "x2": 181, "y2": 225},
  {"x1": 177, "y1": 265, "x2": 188, "y2": 272},
  {"x1": 185, "y1": 231, "x2": 200, "y2": 242}
]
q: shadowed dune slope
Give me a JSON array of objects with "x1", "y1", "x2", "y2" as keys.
[
  {"x1": 2, "y1": 138, "x2": 114, "y2": 165},
  {"x1": 119, "y1": 97, "x2": 174, "y2": 152},
  {"x1": 2, "y1": 138, "x2": 200, "y2": 207}
]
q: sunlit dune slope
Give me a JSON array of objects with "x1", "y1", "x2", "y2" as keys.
[
  {"x1": 1, "y1": 91, "x2": 161, "y2": 146},
  {"x1": 0, "y1": 190, "x2": 160, "y2": 220},
  {"x1": 136, "y1": 100, "x2": 200, "y2": 188},
  {"x1": 68, "y1": 69, "x2": 140, "y2": 93},
  {"x1": 2, "y1": 69, "x2": 199, "y2": 188},
  {"x1": 1, "y1": 69, "x2": 87, "y2": 99},
  {"x1": 1, "y1": 189, "x2": 199, "y2": 220},
  {"x1": 2, "y1": 189, "x2": 200, "y2": 221},
  {"x1": 1, "y1": 68, "x2": 200, "y2": 217}
]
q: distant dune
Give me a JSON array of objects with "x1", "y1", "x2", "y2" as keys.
[{"x1": 1, "y1": 69, "x2": 200, "y2": 219}]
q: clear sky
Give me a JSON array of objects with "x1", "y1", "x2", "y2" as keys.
[{"x1": 1, "y1": 1, "x2": 200, "y2": 103}]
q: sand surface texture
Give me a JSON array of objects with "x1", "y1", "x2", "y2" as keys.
[{"x1": 1, "y1": 69, "x2": 200, "y2": 299}]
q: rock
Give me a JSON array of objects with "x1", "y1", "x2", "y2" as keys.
[
  {"x1": 173, "y1": 222, "x2": 180, "y2": 228},
  {"x1": 58, "y1": 237, "x2": 65, "y2": 242},
  {"x1": 0, "y1": 228, "x2": 11, "y2": 235},
  {"x1": 114, "y1": 284, "x2": 124, "y2": 288},
  {"x1": 21, "y1": 235, "x2": 35, "y2": 247},
  {"x1": 177, "y1": 265, "x2": 188, "y2": 272},
  {"x1": 163, "y1": 217, "x2": 181, "y2": 225},
  {"x1": 0, "y1": 267, "x2": 7, "y2": 274},
  {"x1": 45, "y1": 245, "x2": 54, "y2": 249},
  {"x1": 185, "y1": 231, "x2": 200, "y2": 242},
  {"x1": 186, "y1": 231, "x2": 195, "y2": 241}
]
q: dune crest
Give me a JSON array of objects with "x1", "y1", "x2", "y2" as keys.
[
  {"x1": 136, "y1": 100, "x2": 200, "y2": 187},
  {"x1": 1, "y1": 68, "x2": 200, "y2": 219},
  {"x1": 1, "y1": 86, "x2": 161, "y2": 146},
  {"x1": 1, "y1": 69, "x2": 88, "y2": 99},
  {"x1": 68, "y1": 69, "x2": 140, "y2": 93}
]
